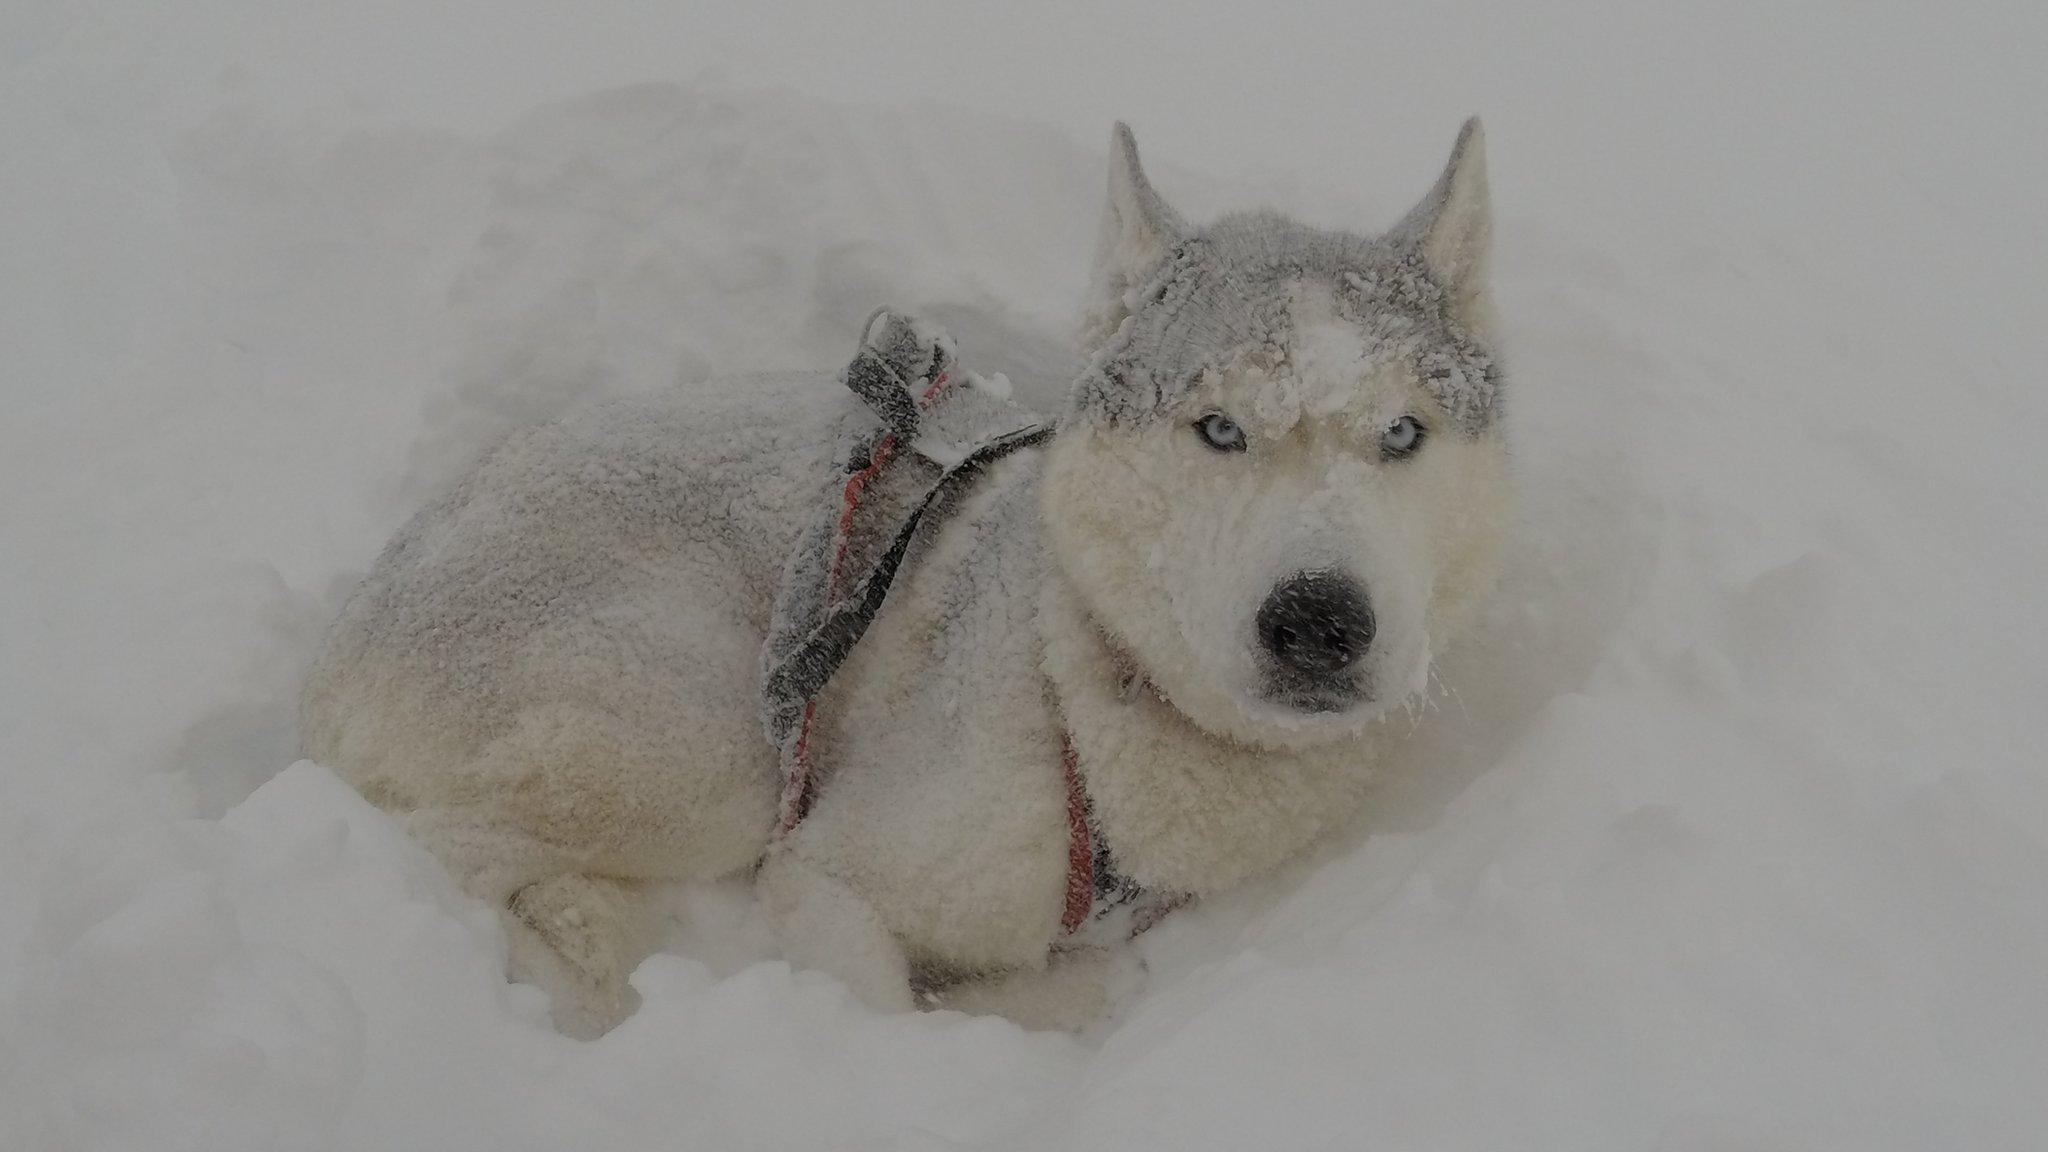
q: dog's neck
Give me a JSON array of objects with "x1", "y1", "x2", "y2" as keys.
[{"x1": 1036, "y1": 570, "x2": 1384, "y2": 896}]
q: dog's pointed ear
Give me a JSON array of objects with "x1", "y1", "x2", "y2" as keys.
[
  {"x1": 1081, "y1": 122, "x2": 1187, "y2": 351},
  {"x1": 1392, "y1": 117, "x2": 1494, "y2": 332}
]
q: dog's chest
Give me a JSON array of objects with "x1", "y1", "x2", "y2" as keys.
[{"x1": 788, "y1": 456, "x2": 1072, "y2": 970}]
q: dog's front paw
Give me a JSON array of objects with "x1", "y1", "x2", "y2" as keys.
[
  {"x1": 931, "y1": 947, "x2": 1147, "y2": 1032},
  {"x1": 757, "y1": 848, "x2": 917, "y2": 1013}
]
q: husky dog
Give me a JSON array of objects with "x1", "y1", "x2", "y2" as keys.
[{"x1": 300, "y1": 120, "x2": 1509, "y2": 1036}]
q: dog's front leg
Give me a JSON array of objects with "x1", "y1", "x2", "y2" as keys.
[
  {"x1": 756, "y1": 845, "x2": 915, "y2": 1012},
  {"x1": 932, "y1": 946, "x2": 1146, "y2": 1032}
]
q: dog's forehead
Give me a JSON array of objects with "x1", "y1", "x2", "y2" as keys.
[
  {"x1": 1216, "y1": 282, "x2": 1416, "y2": 437},
  {"x1": 1077, "y1": 212, "x2": 1500, "y2": 434}
]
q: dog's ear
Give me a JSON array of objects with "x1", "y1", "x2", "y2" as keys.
[
  {"x1": 1081, "y1": 122, "x2": 1187, "y2": 352},
  {"x1": 1392, "y1": 117, "x2": 1494, "y2": 334}
]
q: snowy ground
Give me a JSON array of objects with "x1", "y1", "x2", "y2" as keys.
[{"x1": 4, "y1": 2, "x2": 2045, "y2": 1149}]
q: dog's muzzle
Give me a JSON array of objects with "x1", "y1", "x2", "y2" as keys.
[{"x1": 1256, "y1": 569, "x2": 1374, "y2": 711}]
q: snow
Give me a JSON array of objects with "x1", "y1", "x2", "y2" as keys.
[{"x1": 3, "y1": 2, "x2": 2045, "y2": 1149}]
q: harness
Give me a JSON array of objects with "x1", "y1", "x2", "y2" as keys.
[{"x1": 760, "y1": 314, "x2": 1183, "y2": 943}]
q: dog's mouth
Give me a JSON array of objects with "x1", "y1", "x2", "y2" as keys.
[{"x1": 1261, "y1": 674, "x2": 1371, "y2": 716}]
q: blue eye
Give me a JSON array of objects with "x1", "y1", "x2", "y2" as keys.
[
  {"x1": 1195, "y1": 412, "x2": 1246, "y2": 452},
  {"x1": 1381, "y1": 415, "x2": 1425, "y2": 459}
]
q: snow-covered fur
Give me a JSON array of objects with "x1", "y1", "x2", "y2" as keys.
[{"x1": 299, "y1": 120, "x2": 1511, "y2": 1036}]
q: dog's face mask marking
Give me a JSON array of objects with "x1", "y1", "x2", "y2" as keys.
[{"x1": 1046, "y1": 121, "x2": 1510, "y2": 751}]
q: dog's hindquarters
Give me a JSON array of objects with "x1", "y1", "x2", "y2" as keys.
[{"x1": 301, "y1": 374, "x2": 847, "y2": 1032}]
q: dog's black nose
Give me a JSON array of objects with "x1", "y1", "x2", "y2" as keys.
[{"x1": 1256, "y1": 570, "x2": 1375, "y2": 678}]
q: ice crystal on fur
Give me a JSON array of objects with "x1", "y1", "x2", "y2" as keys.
[{"x1": 1077, "y1": 215, "x2": 1501, "y2": 434}]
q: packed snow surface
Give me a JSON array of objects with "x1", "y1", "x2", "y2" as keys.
[{"x1": 3, "y1": 2, "x2": 2045, "y2": 1149}]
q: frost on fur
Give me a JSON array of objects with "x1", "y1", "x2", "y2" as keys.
[{"x1": 1075, "y1": 121, "x2": 1502, "y2": 434}]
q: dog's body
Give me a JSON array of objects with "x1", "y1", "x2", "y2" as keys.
[{"x1": 301, "y1": 122, "x2": 1511, "y2": 1035}]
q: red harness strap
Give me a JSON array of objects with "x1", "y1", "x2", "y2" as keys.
[
  {"x1": 776, "y1": 367, "x2": 1104, "y2": 939},
  {"x1": 774, "y1": 363, "x2": 1167, "y2": 942},
  {"x1": 777, "y1": 371, "x2": 950, "y2": 836},
  {"x1": 1060, "y1": 735, "x2": 1095, "y2": 935}
]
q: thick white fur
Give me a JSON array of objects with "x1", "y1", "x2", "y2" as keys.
[{"x1": 300, "y1": 121, "x2": 1510, "y2": 1036}]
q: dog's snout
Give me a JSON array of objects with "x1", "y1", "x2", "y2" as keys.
[{"x1": 1256, "y1": 570, "x2": 1375, "y2": 678}]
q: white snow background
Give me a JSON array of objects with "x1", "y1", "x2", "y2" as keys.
[{"x1": 3, "y1": 2, "x2": 2045, "y2": 1149}]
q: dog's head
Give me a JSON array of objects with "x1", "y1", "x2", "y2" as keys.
[{"x1": 1043, "y1": 120, "x2": 1510, "y2": 751}]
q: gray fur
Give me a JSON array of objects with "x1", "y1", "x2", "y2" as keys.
[
  {"x1": 1077, "y1": 212, "x2": 1502, "y2": 435},
  {"x1": 1079, "y1": 116, "x2": 1499, "y2": 435}
]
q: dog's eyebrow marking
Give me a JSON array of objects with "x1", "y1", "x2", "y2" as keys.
[
  {"x1": 1079, "y1": 218, "x2": 1500, "y2": 436},
  {"x1": 1338, "y1": 260, "x2": 1500, "y2": 433}
]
